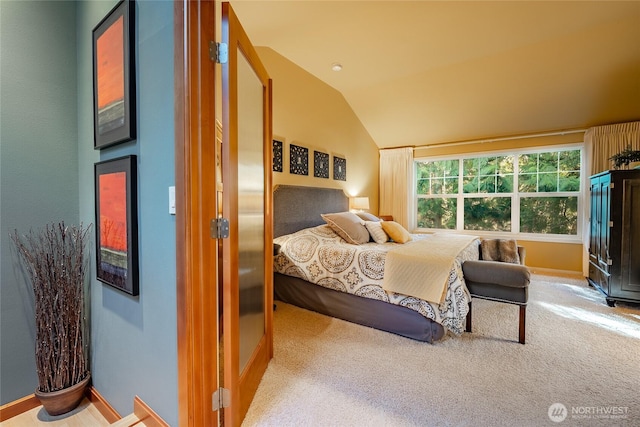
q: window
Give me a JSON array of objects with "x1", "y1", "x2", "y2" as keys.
[{"x1": 415, "y1": 146, "x2": 582, "y2": 238}]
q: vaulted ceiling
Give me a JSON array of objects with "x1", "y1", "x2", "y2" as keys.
[{"x1": 230, "y1": 1, "x2": 640, "y2": 148}]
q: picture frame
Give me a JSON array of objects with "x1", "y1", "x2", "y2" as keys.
[
  {"x1": 273, "y1": 140, "x2": 283, "y2": 172},
  {"x1": 290, "y1": 144, "x2": 309, "y2": 175},
  {"x1": 92, "y1": 0, "x2": 136, "y2": 149},
  {"x1": 314, "y1": 151, "x2": 329, "y2": 178},
  {"x1": 94, "y1": 155, "x2": 139, "y2": 295},
  {"x1": 333, "y1": 156, "x2": 347, "y2": 181}
]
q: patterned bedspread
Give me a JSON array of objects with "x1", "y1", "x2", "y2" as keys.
[{"x1": 273, "y1": 225, "x2": 480, "y2": 335}]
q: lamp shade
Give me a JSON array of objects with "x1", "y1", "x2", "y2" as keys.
[{"x1": 352, "y1": 196, "x2": 370, "y2": 211}]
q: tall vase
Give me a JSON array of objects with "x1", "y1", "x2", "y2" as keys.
[{"x1": 34, "y1": 374, "x2": 91, "y2": 416}]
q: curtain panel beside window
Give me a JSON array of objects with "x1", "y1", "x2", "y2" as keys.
[{"x1": 379, "y1": 147, "x2": 413, "y2": 228}]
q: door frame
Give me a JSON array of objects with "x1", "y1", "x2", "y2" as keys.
[{"x1": 174, "y1": 1, "x2": 218, "y2": 425}]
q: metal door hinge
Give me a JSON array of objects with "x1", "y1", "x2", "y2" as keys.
[
  {"x1": 210, "y1": 41, "x2": 228, "y2": 64},
  {"x1": 609, "y1": 221, "x2": 614, "y2": 228},
  {"x1": 211, "y1": 218, "x2": 230, "y2": 239},
  {"x1": 213, "y1": 388, "x2": 230, "y2": 411},
  {"x1": 610, "y1": 183, "x2": 615, "y2": 189}
]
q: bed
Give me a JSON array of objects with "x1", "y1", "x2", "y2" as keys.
[{"x1": 272, "y1": 185, "x2": 479, "y2": 343}]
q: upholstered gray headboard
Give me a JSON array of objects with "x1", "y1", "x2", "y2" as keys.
[{"x1": 273, "y1": 185, "x2": 349, "y2": 237}]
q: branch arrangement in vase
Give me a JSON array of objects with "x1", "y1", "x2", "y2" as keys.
[{"x1": 10, "y1": 223, "x2": 91, "y2": 395}]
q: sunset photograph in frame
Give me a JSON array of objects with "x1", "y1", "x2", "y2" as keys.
[
  {"x1": 94, "y1": 155, "x2": 138, "y2": 295},
  {"x1": 92, "y1": 0, "x2": 136, "y2": 149}
]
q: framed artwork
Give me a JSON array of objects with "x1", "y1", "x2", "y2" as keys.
[
  {"x1": 273, "y1": 140, "x2": 283, "y2": 172},
  {"x1": 334, "y1": 156, "x2": 347, "y2": 181},
  {"x1": 94, "y1": 155, "x2": 139, "y2": 295},
  {"x1": 92, "y1": 0, "x2": 136, "y2": 149},
  {"x1": 290, "y1": 144, "x2": 309, "y2": 175},
  {"x1": 314, "y1": 151, "x2": 329, "y2": 178}
]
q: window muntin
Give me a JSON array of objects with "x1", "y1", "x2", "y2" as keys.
[
  {"x1": 415, "y1": 146, "x2": 582, "y2": 237},
  {"x1": 463, "y1": 155, "x2": 514, "y2": 194},
  {"x1": 518, "y1": 150, "x2": 580, "y2": 193},
  {"x1": 416, "y1": 159, "x2": 459, "y2": 195}
]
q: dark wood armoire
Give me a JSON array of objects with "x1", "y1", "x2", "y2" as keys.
[{"x1": 588, "y1": 169, "x2": 640, "y2": 306}]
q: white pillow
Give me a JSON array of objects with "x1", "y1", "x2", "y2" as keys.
[{"x1": 365, "y1": 221, "x2": 389, "y2": 244}]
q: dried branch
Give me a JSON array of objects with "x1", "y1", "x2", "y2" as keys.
[{"x1": 10, "y1": 222, "x2": 91, "y2": 393}]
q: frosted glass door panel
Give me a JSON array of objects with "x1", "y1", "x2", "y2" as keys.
[{"x1": 237, "y1": 48, "x2": 265, "y2": 373}]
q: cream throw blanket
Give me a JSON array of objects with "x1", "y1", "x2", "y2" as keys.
[{"x1": 383, "y1": 233, "x2": 478, "y2": 304}]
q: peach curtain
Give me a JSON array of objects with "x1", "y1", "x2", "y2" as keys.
[{"x1": 379, "y1": 147, "x2": 413, "y2": 228}]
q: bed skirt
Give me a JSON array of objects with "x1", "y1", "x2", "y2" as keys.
[{"x1": 274, "y1": 273, "x2": 445, "y2": 343}]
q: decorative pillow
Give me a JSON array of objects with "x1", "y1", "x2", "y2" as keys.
[
  {"x1": 321, "y1": 212, "x2": 370, "y2": 244},
  {"x1": 356, "y1": 212, "x2": 380, "y2": 222},
  {"x1": 480, "y1": 239, "x2": 520, "y2": 264},
  {"x1": 365, "y1": 221, "x2": 388, "y2": 244},
  {"x1": 380, "y1": 221, "x2": 412, "y2": 244}
]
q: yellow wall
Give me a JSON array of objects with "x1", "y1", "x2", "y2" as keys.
[
  {"x1": 415, "y1": 131, "x2": 586, "y2": 274},
  {"x1": 518, "y1": 240, "x2": 582, "y2": 274},
  {"x1": 256, "y1": 47, "x2": 380, "y2": 213}
]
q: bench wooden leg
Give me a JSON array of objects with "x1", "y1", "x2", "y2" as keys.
[
  {"x1": 466, "y1": 301, "x2": 472, "y2": 333},
  {"x1": 519, "y1": 304, "x2": 526, "y2": 344}
]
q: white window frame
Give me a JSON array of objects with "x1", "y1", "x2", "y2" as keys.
[{"x1": 413, "y1": 143, "x2": 584, "y2": 243}]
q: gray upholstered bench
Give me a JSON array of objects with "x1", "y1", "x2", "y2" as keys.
[{"x1": 462, "y1": 244, "x2": 530, "y2": 344}]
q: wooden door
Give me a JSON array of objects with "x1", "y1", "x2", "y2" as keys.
[
  {"x1": 221, "y1": 3, "x2": 273, "y2": 426},
  {"x1": 620, "y1": 177, "x2": 640, "y2": 294},
  {"x1": 174, "y1": 1, "x2": 219, "y2": 426},
  {"x1": 589, "y1": 176, "x2": 600, "y2": 264},
  {"x1": 598, "y1": 175, "x2": 611, "y2": 275}
]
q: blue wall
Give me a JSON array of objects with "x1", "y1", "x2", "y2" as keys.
[
  {"x1": 77, "y1": 1, "x2": 178, "y2": 424},
  {"x1": 0, "y1": 0, "x2": 79, "y2": 404},
  {"x1": 1, "y1": 1, "x2": 178, "y2": 424}
]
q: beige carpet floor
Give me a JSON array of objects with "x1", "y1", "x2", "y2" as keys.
[{"x1": 242, "y1": 274, "x2": 640, "y2": 426}]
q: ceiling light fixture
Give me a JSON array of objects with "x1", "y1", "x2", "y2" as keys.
[{"x1": 331, "y1": 62, "x2": 342, "y2": 72}]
